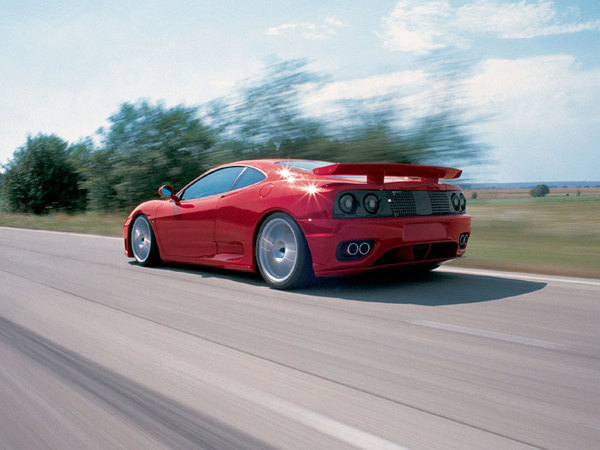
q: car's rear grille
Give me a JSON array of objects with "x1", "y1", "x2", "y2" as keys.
[
  {"x1": 384, "y1": 190, "x2": 455, "y2": 217},
  {"x1": 428, "y1": 191, "x2": 451, "y2": 215},
  {"x1": 385, "y1": 190, "x2": 416, "y2": 216}
]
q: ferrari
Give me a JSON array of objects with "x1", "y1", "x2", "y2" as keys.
[{"x1": 123, "y1": 159, "x2": 470, "y2": 289}]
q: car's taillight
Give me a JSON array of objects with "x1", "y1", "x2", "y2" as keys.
[
  {"x1": 338, "y1": 193, "x2": 357, "y2": 214},
  {"x1": 334, "y1": 191, "x2": 386, "y2": 218},
  {"x1": 363, "y1": 194, "x2": 380, "y2": 214}
]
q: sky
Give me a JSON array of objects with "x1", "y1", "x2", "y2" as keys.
[{"x1": 1, "y1": 0, "x2": 599, "y2": 182}]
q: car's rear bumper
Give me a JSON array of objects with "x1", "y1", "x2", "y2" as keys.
[{"x1": 299, "y1": 214, "x2": 471, "y2": 277}]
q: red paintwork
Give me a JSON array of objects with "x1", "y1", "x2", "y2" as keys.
[
  {"x1": 123, "y1": 159, "x2": 471, "y2": 277},
  {"x1": 313, "y1": 163, "x2": 462, "y2": 184}
]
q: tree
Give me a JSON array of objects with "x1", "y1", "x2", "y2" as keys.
[
  {"x1": 1, "y1": 58, "x2": 488, "y2": 213},
  {"x1": 206, "y1": 57, "x2": 325, "y2": 159},
  {"x1": 530, "y1": 184, "x2": 550, "y2": 198},
  {"x1": 207, "y1": 57, "x2": 486, "y2": 167},
  {"x1": 87, "y1": 101, "x2": 215, "y2": 210},
  {"x1": 0, "y1": 134, "x2": 87, "y2": 214},
  {"x1": 0, "y1": 171, "x2": 4, "y2": 210}
]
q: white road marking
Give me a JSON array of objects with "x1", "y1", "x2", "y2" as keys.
[
  {"x1": 440, "y1": 266, "x2": 600, "y2": 287},
  {"x1": 259, "y1": 392, "x2": 409, "y2": 450},
  {"x1": 165, "y1": 340, "x2": 411, "y2": 449},
  {"x1": 411, "y1": 320, "x2": 565, "y2": 350}
]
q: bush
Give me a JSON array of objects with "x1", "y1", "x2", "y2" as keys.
[
  {"x1": 0, "y1": 134, "x2": 87, "y2": 214},
  {"x1": 471, "y1": 191, "x2": 478, "y2": 199},
  {"x1": 530, "y1": 184, "x2": 550, "y2": 198},
  {"x1": 87, "y1": 101, "x2": 215, "y2": 211}
]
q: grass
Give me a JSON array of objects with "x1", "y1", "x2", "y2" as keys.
[
  {"x1": 1, "y1": 196, "x2": 599, "y2": 279},
  {"x1": 464, "y1": 187, "x2": 600, "y2": 199},
  {"x1": 0, "y1": 211, "x2": 125, "y2": 237},
  {"x1": 453, "y1": 196, "x2": 600, "y2": 279}
]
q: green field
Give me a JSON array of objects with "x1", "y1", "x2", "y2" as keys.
[
  {"x1": 2, "y1": 196, "x2": 599, "y2": 279},
  {"x1": 0, "y1": 212, "x2": 125, "y2": 237},
  {"x1": 453, "y1": 196, "x2": 600, "y2": 279}
]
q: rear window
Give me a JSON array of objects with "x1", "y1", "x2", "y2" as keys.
[
  {"x1": 231, "y1": 167, "x2": 266, "y2": 190},
  {"x1": 275, "y1": 160, "x2": 332, "y2": 173}
]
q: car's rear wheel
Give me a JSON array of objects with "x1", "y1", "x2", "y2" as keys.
[
  {"x1": 131, "y1": 215, "x2": 160, "y2": 266},
  {"x1": 256, "y1": 213, "x2": 313, "y2": 289}
]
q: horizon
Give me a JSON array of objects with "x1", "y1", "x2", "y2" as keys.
[{"x1": 460, "y1": 180, "x2": 600, "y2": 187}]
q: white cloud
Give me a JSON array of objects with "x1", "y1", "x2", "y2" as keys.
[
  {"x1": 464, "y1": 55, "x2": 600, "y2": 181},
  {"x1": 306, "y1": 70, "x2": 429, "y2": 104},
  {"x1": 301, "y1": 70, "x2": 439, "y2": 124},
  {"x1": 380, "y1": 1, "x2": 455, "y2": 54},
  {"x1": 325, "y1": 17, "x2": 346, "y2": 27},
  {"x1": 267, "y1": 17, "x2": 346, "y2": 40},
  {"x1": 267, "y1": 23, "x2": 316, "y2": 36},
  {"x1": 210, "y1": 80, "x2": 237, "y2": 89},
  {"x1": 467, "y1": 54, "x2": 600, "y2": 123},
  {"x1": 457, "y1": 0, "x2": 600, "y2": 38},
  {"x1": 381, "y1": 0, "x2": 600, "y2": 54}
]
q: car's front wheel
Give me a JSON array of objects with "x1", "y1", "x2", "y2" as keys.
[
  {"x1": 131, "y1": 215, "x2": 160, "y2": 266},
  {"x1": 256, "y1": 213, "x2": 314, "y2": 289}
]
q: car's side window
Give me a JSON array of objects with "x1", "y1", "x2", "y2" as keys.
[
  {"x1": 230, "y1": 167, "x2": 266, "y2": 191},
  {"x1": 180, "y1": 167, "x2": 244, "y2": 200}
]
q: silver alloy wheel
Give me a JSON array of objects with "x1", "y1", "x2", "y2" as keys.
[
  {"x1": 131, "y1": 216, "x2": 152, "y2": 263},
  {"x1": 258, "y1": 217, "x2": 299, "y2": 284}
]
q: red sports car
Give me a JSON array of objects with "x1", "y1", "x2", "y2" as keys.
[{"x1": 123, "y1": 159, "x2": 470, "y2": 289}]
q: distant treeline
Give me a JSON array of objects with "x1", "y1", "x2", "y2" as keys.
[{"x1": 0, "y1": 59, "x2": 484, "y2": 214}]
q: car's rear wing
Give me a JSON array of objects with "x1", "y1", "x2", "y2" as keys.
[{"x1": 313, "y1": 163, "x2": 462, "y2": 184}]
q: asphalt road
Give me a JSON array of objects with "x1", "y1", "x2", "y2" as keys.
[{"x1": 1, "y1": 226, "x2": 598, "y2": 449}]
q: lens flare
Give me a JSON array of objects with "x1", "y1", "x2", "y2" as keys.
[
  {"x1": 278, "y1": 167, "x2": 297, "y2": 182},
  {"x1": 304, "y1": 183, "x2": 319, "y2": 196}
]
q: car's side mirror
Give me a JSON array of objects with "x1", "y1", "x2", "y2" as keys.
[{"x1": 158, "y1": 185, "x2": 178, "y2": 201}]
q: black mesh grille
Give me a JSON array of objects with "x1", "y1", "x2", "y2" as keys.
[
  {"x1": 428, "y1": 191, "x2": 452, "y2": 215},
  {"x1": 385, "y1": 191, "x2": 417, "y2": 216},
  {"x1": 384, "y1": 190, "x2": 458, "y2": 217}
]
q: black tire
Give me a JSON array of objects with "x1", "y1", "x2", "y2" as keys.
[
  {"x1": 130, "y1": 215, "x2": 161, "y2": 266},
  {"x1": 256, "y1": 213, "x2": 314, "y2": 289}
]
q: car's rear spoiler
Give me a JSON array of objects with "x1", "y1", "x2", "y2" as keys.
[{"x1": 313, "y1": 163, "x2": 462, "y2": 184}]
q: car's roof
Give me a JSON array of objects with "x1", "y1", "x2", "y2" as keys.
[
  {"x1": 225, "y1": 158, "x2": 324, "y2": 166},
  {"x1": 219, "y1": 159, "x2": 378, "y2": 186},
  {"x1": 217, "y1": 159, "x2": 460, "y2": 186},
  {"x1": 221, "y1": 159, "x2": 331, "y2": 174}
]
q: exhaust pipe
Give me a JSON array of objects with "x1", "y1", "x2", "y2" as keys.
[
  {"x1": 338, "y1": 240, "x2": 374, "y2": 260},
  {"x1": 347, "y1": 242, "x2": 359, "y2": 256},
  {"x1": 359, "y1": 242, "x2": 371, "y2": 255}
]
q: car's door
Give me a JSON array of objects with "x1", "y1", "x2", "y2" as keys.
[
  {"x1": 154, "y1": 166, "x2": 244, "y2": 258},
  {"x1": 214, "y1": 167, "x2": 267, "y2": 256}
]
